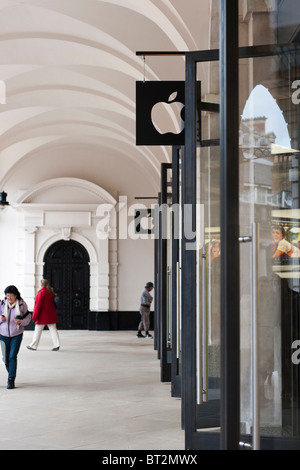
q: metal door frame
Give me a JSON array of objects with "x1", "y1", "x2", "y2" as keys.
[
  {"x1": 182, "y1": 0, "x2": 300, "y2": 450},
  {"x1": 154, "y1": 192, "x2": 161, "y2": 355},
  {"x1": 159, "y1": 162, "x2": 172, "y2": 382},
  {"x1": 171, "y1": 146, "x2": 182, "y2": 397},
  {"x1": 156, "y1": 155, "x2": 182, "y2": 391}
]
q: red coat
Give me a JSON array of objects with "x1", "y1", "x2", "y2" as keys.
[{"x1": 32, "y1": 287, "x2": 58, "y2": 325}]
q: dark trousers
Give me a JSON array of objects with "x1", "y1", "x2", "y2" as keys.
[{"x1": 0, "y1": 334, "x2": 23, "y2": 379}]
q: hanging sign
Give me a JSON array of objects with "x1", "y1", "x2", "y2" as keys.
[{"x1": 136, "y1": 81, "x2": 185, "y2": 146}]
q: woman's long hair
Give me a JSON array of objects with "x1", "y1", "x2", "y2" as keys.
[{"x1": 41, "y1": 279, "x2": 54, "y2": 293}]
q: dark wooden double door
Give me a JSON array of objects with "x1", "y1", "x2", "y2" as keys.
[{"x1": 43, "y1": 240, "x2": 90, "y2": 329}]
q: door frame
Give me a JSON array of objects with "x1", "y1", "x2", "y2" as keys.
[
  {"x1": 171, "y1": 146, "x2": 182, "y2": 398},
  {"x1": 159, "y1": 162, "x2": 172, "y2": 382},
  {"x1": 155, "y1": 153, "x2": 182, "y2": 394}
]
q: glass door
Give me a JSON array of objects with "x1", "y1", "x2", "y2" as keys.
[
  {"x1": 182, "y1": 51, "x2": 222, "y2": 450},
  {"x1": 239, "y1": 40, "x2": 300, "y2": 451},
  {"x1": 171, "y1": 146, "x2": 182, "y2": 398},
  {"x1": 159, "y1": 162, "x2": 172, "y2": 382},
  {"x1": 195, "y1": 59, "x2": 221, "y2": 429}
]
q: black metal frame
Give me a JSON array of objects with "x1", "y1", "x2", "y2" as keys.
[
  {"x1": 159, "y1": 162, "x2": 172, "y2": 382},
  {"x1": 182, "y1": 51, "x2": 198, "y2": 449},
  {"x1": 171, "y1": 146, "x2": 181, "y2": 398},
  {"x1": 154, "y1": 206, "x2": 160, "y2": 353},
  {"x1": 182, "y1": 0, "x2": 300, "y2": 450},
  {"x1": 219, "y1": 0, "x2": 240, "y2": 450},
  {"x1": 155, "y1": 154, "x2": 183, "y2": 396}
]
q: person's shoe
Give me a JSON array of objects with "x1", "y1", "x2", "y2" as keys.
[
  {"x1": 136, "y1": 332, "x2": 145, "y2": 338},
  {"x1": 145, "y1": 332, "x2": 153, "y2": 338},
  {"x1": 52, "y1": 347, "x2": 60, "y2": 351},
  {"x1": 7, "y1": 379, "x2": 15, "y2": 389},
  {"x1": 26, "y1": 346, "x2": 36, "y2": 351}
]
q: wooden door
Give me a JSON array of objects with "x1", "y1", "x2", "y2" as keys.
[{"x1": 43, "y1": 240, "x2": 90, "y2": 329}]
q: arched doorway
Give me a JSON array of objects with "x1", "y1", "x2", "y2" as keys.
[{"x1": 43, "y1": 240, "x2": 90, "y2": 329}]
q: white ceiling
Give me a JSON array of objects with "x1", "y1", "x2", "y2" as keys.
[{"x1": 0, "y1": 0, "x2": 210, "y2": 201}]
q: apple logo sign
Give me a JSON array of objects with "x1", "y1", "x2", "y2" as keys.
[
  {"x1": 151, "y1": 92, "x2": 185, "y2": 136},
  {"x1": 136, "y1": 81, "x2": 185, "y2": 146}
]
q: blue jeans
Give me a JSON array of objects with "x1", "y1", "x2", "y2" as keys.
[{"x1": 0, "y1": 334, "x2": 23, "y2": 379}]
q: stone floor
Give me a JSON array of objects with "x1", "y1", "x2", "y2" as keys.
[{"x1": 0, "y1": 330, "x2": 184, "y2": 450}]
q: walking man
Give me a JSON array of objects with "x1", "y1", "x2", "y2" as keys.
[{"x1": 136, "y1": 282, "x2": 154, "y2": 338}]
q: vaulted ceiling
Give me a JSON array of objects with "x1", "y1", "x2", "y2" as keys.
[{"x1": 0, "y1": 0, "x2": 210, "y2": 201}]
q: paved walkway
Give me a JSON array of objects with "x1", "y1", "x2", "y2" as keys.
[{"x1": 0, "y1": 330, "x2": 184, "y2": 450}]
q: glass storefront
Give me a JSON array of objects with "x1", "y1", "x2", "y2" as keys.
[
  {"x1": 153, "y1": 0, "x2": 300, "y2": 451},
  {"x1": 239, "y1": 10, "x2": 300, "y2": 442},
  {"x1": 239, "y1": 0, "x2": 300, "y2": 446},
  {"x1": 178, "y1": 0, "x2": 300, "y2": 450}
]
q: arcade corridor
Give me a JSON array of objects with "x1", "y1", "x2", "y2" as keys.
[{"x1": 0, "y1": 330, "x2": 183, "y2": 450}]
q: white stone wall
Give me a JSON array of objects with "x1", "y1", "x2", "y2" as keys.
[{"x1": 0, "y1": 177, "x2": 154, "y2": 312}]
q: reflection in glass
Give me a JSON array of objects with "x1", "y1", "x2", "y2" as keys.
[{"x1": 239, "y1": 51, "x2": 300, "y2": 438}]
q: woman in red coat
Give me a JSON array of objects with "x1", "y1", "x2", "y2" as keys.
[{"x1": 27, "y1": 279, "x2": 60, "y2": 351}]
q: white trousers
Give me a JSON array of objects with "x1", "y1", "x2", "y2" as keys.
[{"x1": 29, "y1": 324, "x2": 60, "y2": 350}]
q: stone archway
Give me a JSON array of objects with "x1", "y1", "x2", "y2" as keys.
[{"x1": 16, "y1": 177, "x2": 117, "y2": 313}]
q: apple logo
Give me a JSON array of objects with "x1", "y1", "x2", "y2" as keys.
[
  {"x1": 136, "y1": 80, "x2": 185, "y2": 145},
  {"x1": 151, "y1": 91, "x2": 185, "y2": 135}
]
